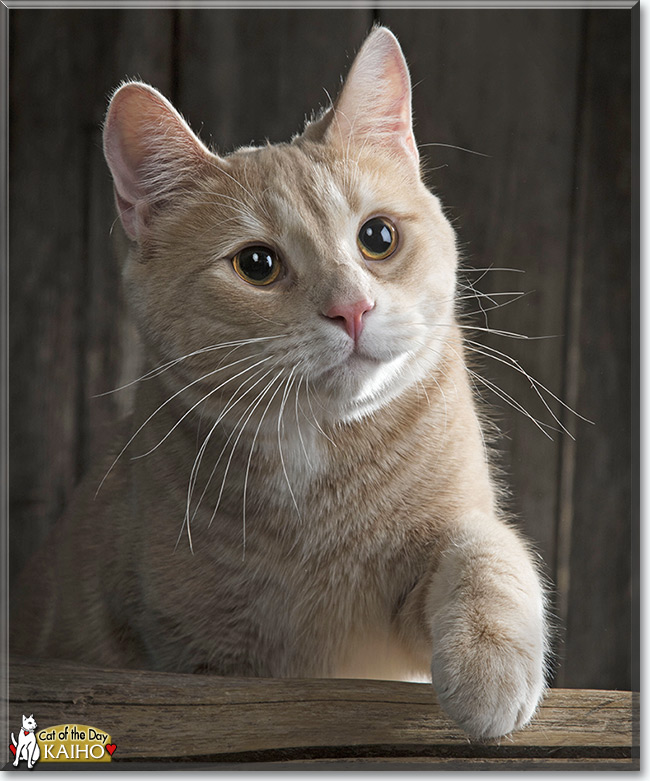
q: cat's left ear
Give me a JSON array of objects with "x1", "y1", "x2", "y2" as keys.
[{"x1": 324, "y1": 27, "x2": 418, "y2": 170}]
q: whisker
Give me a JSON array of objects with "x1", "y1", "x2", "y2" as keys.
[
  {"x1": 186, "y1": 364, "x2": 279, "y2": 530},
  {"x1": 95, "y1": 352, "x2": 270, "y2": 497},
  {"x1": 465, "y1": 339, "x2": 593, "y2": 427},
  {"x1": 455, "y1": 324, "x2": 558, "y2": 341},
  {"x1": 458, "y1": 292, "x2": 531, "y2": 318},
  {"x1": 131, "y1": 355, "x2": 273, "y2": 459},
  {"x1": 456, "y1": 291, "x2": 527, "y2": 300},
  {"x1": 460, "y1": 266, "x2": 526, "y2": 274},
  {"x1": 208, "y1": 369, "x2": 286, "y2": 529},
  {"x1": 252, "y1": 311, "x2": 288, "y2": 327},
  {"x1": 177, "y1": 365, "x2": 280, "y2": 553},
  {"x1": 419, "y1": 141, "x2": 491, "y2": 158},
  {"x1": 465, "y1": 342, "x2": 573, "y2": 439},
  {"x1": 277, "y1": 368, "x2": 302, "y2": 521},
  {"x1": 241, "y1": 369, "x2": 292, "y2": 557},
  {"x1": 411, "y1": 337, "x2": 558, "y2": 438},
  {"x1": 94, "y1": 335, "x2": 287, "y2": 397},
  {"x1": 293, "y1": 375, "x2": 314, "y2": 471},
  {"x1": 305, "y1": 377, "x2": 337, "y2": 447},
  {"x1": 467, "y1": 367, "x2": 556, "y2": 439}
]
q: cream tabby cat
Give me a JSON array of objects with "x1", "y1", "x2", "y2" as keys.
[{"x1": 12, "y1": 27, "x2": 547, "y2": 739}]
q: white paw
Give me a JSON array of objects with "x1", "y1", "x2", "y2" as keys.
[{"x1": 431, "y1": 605, "x2": 546, "y2": 739}]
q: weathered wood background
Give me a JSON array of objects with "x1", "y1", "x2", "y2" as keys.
[{"x1": 9, "y1": 8, "x2": 634, "y2": 691}]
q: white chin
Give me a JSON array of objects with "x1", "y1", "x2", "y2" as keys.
[{"x1": 321, "y1": 352, "x2": 412, "y2": 421}]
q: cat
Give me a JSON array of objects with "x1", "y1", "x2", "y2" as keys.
[
  {"x1": 12, "y1": 714, "x2": 41, "y2": 769},
  {"x1": 11, "y1": 26, "x2": 547, "y2": 740}
]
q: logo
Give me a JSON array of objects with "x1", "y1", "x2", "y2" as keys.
[
  {"x1": 10, "y1": 717, "x2": 116, "y2": 765},
  {"x1": 10, "y1": 715, "x2": 40, "y2": 769}
]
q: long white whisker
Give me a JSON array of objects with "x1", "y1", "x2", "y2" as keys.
[
  {"x1": 93, "y1": 335, "x2": 287, "y2": 397},
  {"x1": 174, "y1": 365, "x2": 277, "y2": 554},
  {"x1": 452, "y1": 323, "x2": 558, "y2": 341},
  {"x1": 466, "y1": 342, "x2": 572, "y2": 438},
  {"x1": 131, "y1": 355, "x2": 273, "y2": 459},
  {"x1": 186, "y1": 364, "x2": 279, "y2": 530},
  {"x1": 465, "y1": 339, "x2": 593, "y2": 427},
  {"x1": 467, "y1": 367, "x2": 556, "y2": 439},
  {"x1": 460, "y1": 266, "x2": 526, "y2": 274},
  {"x1": 460, "y1": 292, "x2": 531, "y2": 317},
  {"x1": 412, "y1": 337, "x2": 556, "y2": 437},
  {"x1": 241, "y1": 372, "x2": 292, "y2": 558},
  {"x1": 293, "y1": 375, "x2": 313, "y2": 470},
  {"x1": 95, "y1": 353, "x2": 270, "y2": 497},
  {"x1": 208, "y1": 370, "x2": 286, "y2": 528},
  {"x1": 305, "y1": 377, "x2": 337, "y2": 447},
  {"x1": 419, "y1": 141, "x2": 491, "y2": 158},
  {"x1": 277, "y1": 369, "x2": 302, "y2": 521},
  {"x1": 456, "y1": 290, "x2": 527, "y2": 300}
]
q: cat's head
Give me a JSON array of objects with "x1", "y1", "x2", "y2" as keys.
[
  {"x1": 103, "y1": 27, "x2": 457, "y2": 424},
  {"x1": 22, "y1": 715, "x2": 36, "y2": 731}
]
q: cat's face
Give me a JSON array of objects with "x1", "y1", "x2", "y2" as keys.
[
  {"x1": 105, "y1": 28, "x2": 457, "y2": 423},
  {"x1": 22, "y1": 715, "x2": 36, "y2": 731}
]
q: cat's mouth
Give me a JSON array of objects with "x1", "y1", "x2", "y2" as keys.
[
  {"x1": 313, "y1": 348, "x2": 385, "y2": 384},
  {"x1": 348, "y1": 349, "x2": 383, "y2": 366},
  {"x1": 328, "y1": 345, "x2": 390, "y2": 374},
  {"x1": 314, "y1": 346, "x2": 412, "y2": 409}
]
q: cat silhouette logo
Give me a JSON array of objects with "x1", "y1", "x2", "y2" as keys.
[{"x1": 10, "y1": 714, "x2": 40, "y2": 769}]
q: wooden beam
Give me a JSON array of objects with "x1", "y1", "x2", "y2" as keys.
[{"x1": 8, "y1": 660, "x2": 638, "y2": 768}]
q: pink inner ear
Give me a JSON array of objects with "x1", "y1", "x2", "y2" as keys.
[
  {"x1": 112, "y1": 185, "x2": 142, "y2": 241},
  {"x1": 326, "y1": 28, "x2": 419, "y2": 169},
  {"x1": 103, "y1": 82, "x2": 210, "y2": 241}
]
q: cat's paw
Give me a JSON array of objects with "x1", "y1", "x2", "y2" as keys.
[{"x1": 430, "y1": 604, "x2": 546, "y2": 739}]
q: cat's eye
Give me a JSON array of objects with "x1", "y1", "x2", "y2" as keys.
[
  {"x1": 357, "y1": 217, "x2": 398, "y2": 261},
  {"x1": 232, "y1": 246, "x2": 282, "y2": 286}
]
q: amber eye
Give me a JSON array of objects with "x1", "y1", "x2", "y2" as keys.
[
  {"x1": 357, "y1": 217, "x2": 398, "y2": 261},
  {"x1": 232, "y1": 246, "x2": 281, "y2": 286}
]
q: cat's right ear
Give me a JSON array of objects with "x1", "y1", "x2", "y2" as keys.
[{"x1": 103, "y1": 82, "x2": 213, "y2": 241}]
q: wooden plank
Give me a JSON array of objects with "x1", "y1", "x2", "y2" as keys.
[
  {"x1": 380, "y1": 10, "x2": 582, "y2": 583},
  {"x1": 202, "y1": 758, "x2": 638, "y2": 770},
  {"x1": 559, "y1": 9, "x2": 633, "y2": 690},
  {"x1": 183, "y1": 758, "x2": 638, "y2": 770},
  {"x1": 176, "y1": 9, "x2": 372, "y2": 152},
  {"x1": 7, "y1": 661, "x2": 637, "y2": 766}
]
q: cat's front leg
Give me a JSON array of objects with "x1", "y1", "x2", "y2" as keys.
[{"x1": 422, "y1": 513, "x2": 547, "y2": 739}]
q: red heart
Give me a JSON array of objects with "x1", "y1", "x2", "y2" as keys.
[
  {"x1": 9, "y1": 745, "x2": 16, "y2": 756},
  {"x1": 24, "y1": 731, "x2": 29, "y2": 736},
  {"x1": 105, "y1": 743, "x2": 117, "y2": 756}
]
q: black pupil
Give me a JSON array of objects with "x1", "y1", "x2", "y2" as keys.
[
  {"x1": 239, "y1": 247, "x2": 275, "y2": 281},
  {"x1": 361, "y1": 219, "x2": 393, "y2": 255}
]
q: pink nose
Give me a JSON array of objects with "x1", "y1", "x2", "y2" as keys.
[{"x1": 324, "y1": 298, "x2": 375, "y2": 343}]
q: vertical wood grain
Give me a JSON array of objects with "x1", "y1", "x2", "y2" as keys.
[
  {"x1": 9, "y1": 10, "x2": 174, "y2": 579},
  {"x1": 175, "y1": 9, "x2": 372, "y2": 152},
  {"x1": 557, "y1": 9, "x2": 632, "y2": 689},
  {"x1": 380, "y1": 9, "x2": 582, "y2": 579},
  {"x1": 10, "y1": 10, "x2": 95, "y2": 579}
]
